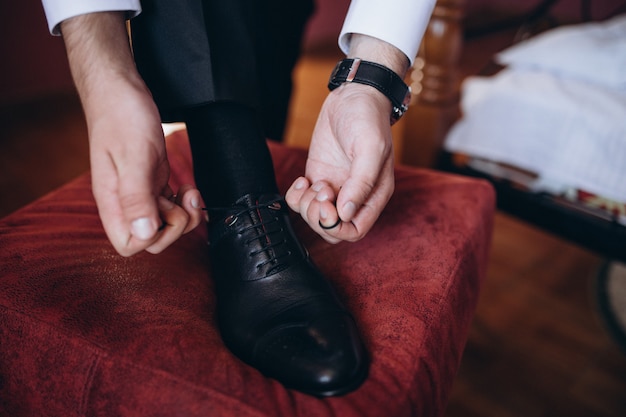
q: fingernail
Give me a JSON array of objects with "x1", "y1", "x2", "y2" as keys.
[
  {"x1": 132, "y1": 217, "x2": 155, "y2": 240},
  {"x1": 320, "y1": 206, "x2": 328, "y2": 219},
  {"x1": 316, "y1": 192, "x2": 329, "y2": 202},
  {"x1": 342, "y1": 201, "x2": 357, "y2": 220},
  {"x1": 312, "y1": 182, "x2": 324, "y2": 192},
  {"x1": 294, "y1": 178, "x2": 306, "y2": 190},
  {"x1": 191, "y1": 196, "x2": 201, "y2": 209}
]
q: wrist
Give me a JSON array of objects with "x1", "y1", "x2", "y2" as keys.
[
  {"x1": 61, "y1": 12, "x2": 149, "y2": 119},
  {"x1": 336, "y1": 34, "x2": 411, "y2": 124},
  {"x1": 62, "y1": 12, "x2": 141, "y2": 99},
  {"x1": 328, "y1": 58, "x2": 411, "y2": 125},
  {"x1": 346, "y1": 34, "x2": 410, "y2": 78}
]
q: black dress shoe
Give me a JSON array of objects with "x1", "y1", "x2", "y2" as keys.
[{"x1": 207, "y1": 193, "x2": 368, "y2": 396}]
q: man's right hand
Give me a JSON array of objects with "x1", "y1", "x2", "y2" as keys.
[{"x1": 62, "y1": 12, "x2": 203, "y2": 256}]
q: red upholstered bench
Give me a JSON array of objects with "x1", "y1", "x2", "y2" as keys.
[{"x1": 0, "y1": 130, "x2": 494, "y2": 417}]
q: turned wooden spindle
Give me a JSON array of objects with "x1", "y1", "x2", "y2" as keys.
[{"x1": 400, "y1": 0, "x2": 465, "y2": 167}]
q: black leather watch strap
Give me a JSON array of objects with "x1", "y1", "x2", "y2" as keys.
[{"x1": 328, "y1": 58, "x2": 411, "y2": 124}]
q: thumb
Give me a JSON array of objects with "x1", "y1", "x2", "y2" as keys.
[
  {"x1": 117, "y1": 162, "x2": 161, "y2": 241},
  {"x1": 336, "y1": 147, "x2": 385, "y2": 223}
]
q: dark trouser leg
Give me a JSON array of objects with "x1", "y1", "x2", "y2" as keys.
[
  {"x1": 131, "y1": 0, "x2": 312, "y2": 204},
  {"x1": 130, "y1": 0, "x2": 314, "y2": 141},
  {"x1": 255, "y1": 0, "x2": 314, "y2": 140}
]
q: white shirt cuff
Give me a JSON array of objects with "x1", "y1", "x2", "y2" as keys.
[
  {"x1": 42, "y1": 0, "x2": 142, "y2": 35},
  {"x1": 339, "y1": 0, "x2": 436, "y2": 65}
]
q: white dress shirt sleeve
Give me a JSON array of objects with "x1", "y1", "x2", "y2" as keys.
[
  {"x1": 41, "y1": 0, "x2": 142, "y2": 35},
  {"x1": 339, "y1": 0, "x2": 436, "y2": 65}
]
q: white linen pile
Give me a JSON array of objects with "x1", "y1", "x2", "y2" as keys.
[{"x1": 444, "y1": 14, "x2": 626, "y2": 204}]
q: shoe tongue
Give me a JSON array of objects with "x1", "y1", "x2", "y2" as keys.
[
  {"x1": 229, "y1": 193, "x2": 285, "y2": 227},
  {"x1": 234, "y1": 193, "x2": 281, "y2": 205},
  {"x1": 233, "y1": 193, "x2": 284, "y2": 213},
  {"x1": 232, "y1": 193, "x2": 270, "y2": 205},
  {"x1": 233, "y1": 193, "x2": 256, "y2": 208},
  {"x1": 232, "y1": 193, "x2": 291, "y2": 275}
]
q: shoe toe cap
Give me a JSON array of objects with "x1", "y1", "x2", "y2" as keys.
[{"x1": 253, "y1": 314, "x2": 369, "y2": 397}]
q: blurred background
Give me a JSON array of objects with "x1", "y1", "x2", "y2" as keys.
[{"x1": 1, "y1": 1, "x2": 625, "y2": 415}]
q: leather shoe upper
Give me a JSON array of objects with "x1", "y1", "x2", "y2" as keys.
[{"x1": 207, "y1": 194, "x2": 368, "y2": 396}]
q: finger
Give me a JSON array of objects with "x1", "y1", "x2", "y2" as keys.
[
  {"x1": 304, "y1": 197, "x2": 342, "y2": 244},
  {"x1": 304, "y1": 181, "x2": 337, "y2": 222},
  {"x1": 336, "y1": 145, "x2": 389, "y2": 223},
  {"x1": 327, "y1": 163, "x2": 394, "y2": 242},
  {"x1": 144, "y1": 196, "x2": 190, "y2": 254},
  {"x1": 175, "y1": 184, "x2": 204, "y2": 234},
  {"x1": 297, "y1": 180, "x2": 335, "y2": 224},
  {"x1": 312, "y1": 181, "x2": 336, "y2": 205},
  {"x1": 312, "y1": 183, "x2": 340, "y2": 230},
  {"x1": 116, "y1": 159, "x2": 162, "y2": 243},
  {"x1": 93, "y1": 186, "x2": 158, "y2": 257},
  {"x1": 321, "y1": 220, "x2": 363, "y2": 243},
  {"x1": 285, "y1": 176, "x2": 310, "y2": 214},
  {"x1": 317, "y1": 201, "x2": 342, "y2": 245},
  {"x1": 318, "y1": 199, "x2": 341, "y2": 230},
  {"x1": 90, "y1": 160, "x2": 161, "y2": 257},
  {"x1": 294, "y1": 185, "x2": 320, "y2": 224},
  {"x1": 164, "y1": 184, "x2": 175, "y2": 201}
]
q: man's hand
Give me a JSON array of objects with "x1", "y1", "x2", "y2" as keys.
[
  {"x1": 286, "y1": 34, "x2": 409, "y2": 243},
  {"x1": 286, "y1": 82, "x2": 395, "y2": 244},
  {"x1": 87, "y1": 82, "x2": 204, "y2": 256},
  {"x1": 62, "y1": 12, "x2": 203, "y2": 256}
]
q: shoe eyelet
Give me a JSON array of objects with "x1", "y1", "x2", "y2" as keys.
[{"x1": 224, "y1": 215, "x2": 238, "y2": 226}]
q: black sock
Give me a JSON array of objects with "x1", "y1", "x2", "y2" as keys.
[{"x1": 183, "y1": 102, "x2": 279, "y2": 208}]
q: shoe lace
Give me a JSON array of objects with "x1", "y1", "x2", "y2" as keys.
[{"x1": 206, "y1": 197, "x2": 291, "y2": 271}]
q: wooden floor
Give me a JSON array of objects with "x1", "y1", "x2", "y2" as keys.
[{"x1": 2, "y1": 35, "x2": 625, "y2": 416}]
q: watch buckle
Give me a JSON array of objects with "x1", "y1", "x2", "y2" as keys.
[
  {"x1": 346, "y1": 58, "x2": 361, "y2": 82},
  {"x1": 391, "y1": 86, "x2": 412, "y2": 125}
]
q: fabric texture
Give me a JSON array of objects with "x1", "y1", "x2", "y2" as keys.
[{"x1": 0, "y1": 131, "x2": 494, "y2": 416}]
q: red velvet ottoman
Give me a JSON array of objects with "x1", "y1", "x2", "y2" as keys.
[{"x1": 0, "y1": 130, "x2": 494, "y2": 417}]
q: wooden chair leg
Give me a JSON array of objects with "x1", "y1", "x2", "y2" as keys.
[{"x1": 401, "y1": 0, "x2": 465, "y2": 168}]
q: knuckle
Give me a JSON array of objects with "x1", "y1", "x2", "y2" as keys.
[
  {"x1": 119, "y1": 192, "x2": 153, "y2": 213},
  {"x1": 347, "y1": 233, "x2": 364, "y2": 243},
  {"x1": 116, "y1": 245, "x2": 137, "y2": 257}
]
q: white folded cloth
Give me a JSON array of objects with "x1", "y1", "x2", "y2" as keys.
[
  {"x1": 495, "y1": 13, "x2": 626, "y2": 89},
  {"x1": 444, "y1": 14, "x2": 626, "y2": 203}
]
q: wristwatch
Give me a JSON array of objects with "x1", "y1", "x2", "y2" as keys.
[{"x1": 328, "y1": 58, "x2": 411, "y2": 125}]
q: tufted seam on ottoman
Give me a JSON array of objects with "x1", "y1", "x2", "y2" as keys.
[
  {"x1": 0, "y1": 304, "x2": 102, "y2": 417},
  {"x1": 79, "y1": 352, "x2": 101, "y2": 417},
  {"x1": 0, "y1": 305, "x2": 272, "y2": 417}
]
